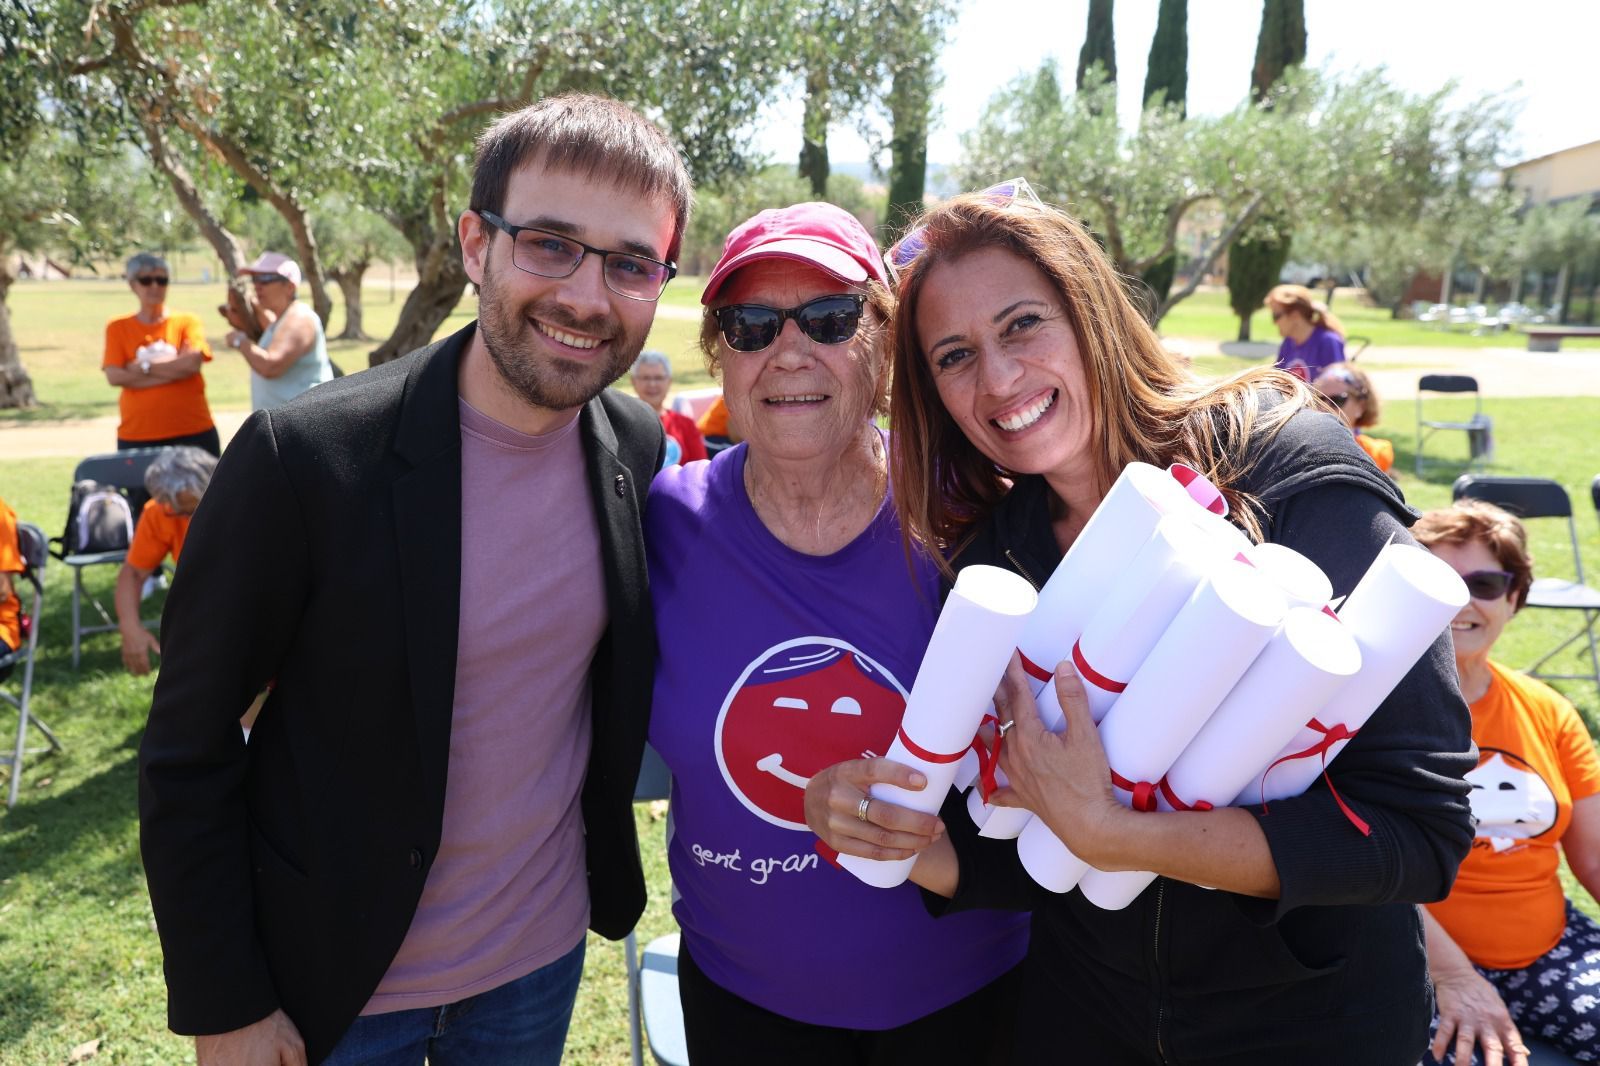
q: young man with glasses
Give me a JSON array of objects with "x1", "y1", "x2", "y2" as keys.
[
  {"x1": 102, "y1": 252, "x2": 220, "y2": 455},
  {"x1": 139, "y1": 93, "x2": 688, "y2": 1066},
  {"x1": 225, "y1": 252, "x2": 336, "y2": 411}
]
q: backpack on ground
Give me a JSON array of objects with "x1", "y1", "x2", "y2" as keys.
[{"x1": 52, "y1": 480, "x2": 136, "y2": 557}]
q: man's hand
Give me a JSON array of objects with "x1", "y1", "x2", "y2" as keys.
[
  {"x1": 195, "y1": 1009, "x2": 306, "y2": 1066},
  {"x1": 120, "y1": 626, "x2": 161, "y2": 676}
]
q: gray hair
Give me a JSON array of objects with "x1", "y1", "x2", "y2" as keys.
[
  {"x1": 631, "y1": 350, "x2": 672, "y2": 377},
  {"x1": 125, "y1": 252, "x2": 170, "y2": 279},
  {"x1": 144, "y1": 446, "x2": 218, "y2": 507}
]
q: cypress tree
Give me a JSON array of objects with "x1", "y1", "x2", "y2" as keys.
[
  {"x1": 1142, "y1": 0, "x2": 1187, "y2": 118},
  {"x1": 1139, "y1": 0, "x2": 1187, "y2": 307},
  {"x1": 1076, "y1": 0, "x2": 1117, "y2": 91},
  {"x1": 1229, "y1": 0, "x2": 1304, "y2": 340}
]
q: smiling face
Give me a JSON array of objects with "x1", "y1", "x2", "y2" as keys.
[
  {"x1": 462, "y1": 159, "x2": 674, "y2": 415},
  {"x1": 631, "y1": 362, "x2": 671, "y2": 411},
  {"x1": 1428, "y1": 538, "x2": 1517, "y2": 665},
  {"x1": 714, "y1": 259, "x2": 881, "y2": 465},
  {"x1": 915, "y1": 247, "x2": 1094, "y2": 483}
]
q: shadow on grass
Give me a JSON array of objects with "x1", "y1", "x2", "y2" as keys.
[
  {"x1": 0, "y1": 726, "x2": 144, "y2": 880},
  {"x1": 0, "y1": 401, "x2": 118, "y2": 425}
]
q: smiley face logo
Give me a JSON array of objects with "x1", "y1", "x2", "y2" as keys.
[
  {"x1": 714, "y1": 637, "x2": 909, "y2": 830},
  {"x1": 1466, "y1": 748, "x2": 1558, "y2": 849}
]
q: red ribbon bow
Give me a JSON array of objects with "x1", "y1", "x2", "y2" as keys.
[
  {"x1": 1258, "y1": 718, "x2": 1370, "y2": 836},
  {"x1": 970, "y1": 715, "x2": 1004, "y2": 802},
  {"x1": 1109, "y1": 769, "x2": 1160, "y2": 813}
]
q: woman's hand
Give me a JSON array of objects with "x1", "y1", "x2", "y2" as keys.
[
  {"x1": 1430, "y1": 966, "x2": 1526, "y2": 1066},
  {"x1": 988, "y1": 655, "x2": 1123, "y2": 866},
  {"x1": 803, "y1": 758, "x2": 943, "y2": 862}
]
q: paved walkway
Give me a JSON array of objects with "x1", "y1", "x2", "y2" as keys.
[{"x1": 3, "y1": 338, "x2": 1594, "y2": 460}]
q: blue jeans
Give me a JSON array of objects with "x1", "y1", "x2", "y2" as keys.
[{"x1": 323, "y1": 938, "x2": 586, "y2": 1066}]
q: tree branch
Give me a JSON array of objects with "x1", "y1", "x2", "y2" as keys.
[
  {"x1": 1127, "y1": 193, "x2": 1210, "y2": 275},
  {"x1": 1157, "y1": 192, "x2": 1265, "y2": 319}
]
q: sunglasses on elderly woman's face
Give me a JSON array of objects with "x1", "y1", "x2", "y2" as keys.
[
  {"x1": 134, "y1": 275, "x2": 169, "y2": 287},
  {"x1": 1458, "y1": 568, "x2": 1515, "y2": 601},
  {"x1": 714, "y1": 294, "x2": 866, "y2": 353}
]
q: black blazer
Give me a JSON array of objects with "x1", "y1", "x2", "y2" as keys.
[{"x1": 138, "y1": 323, "x2": 664, "y2": 1063}]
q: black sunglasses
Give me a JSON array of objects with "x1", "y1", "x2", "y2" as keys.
[
  {"x1": 714, "y1": 294, "x2": 866, "y2": 353},
  {"x1": 1459, "y1": 568, "x2": 1515, "y2": 601},
  {"x1": 250, "y1": 273, "x2": 290, "y2": 285},
  {"x1": 134, "y1": 275, "x2": 170, "y2": 287}
]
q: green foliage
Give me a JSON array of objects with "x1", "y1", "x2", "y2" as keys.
[
  {"x1": 1226, "y1": 225, "x2": 1292, "y2": 340},
  {"x1": 1141, "y1": 0, "x2": 1188, "y2": 118},
  {"x1": 1251, "y1": 0, "x2": 1306, "y2": 103},
  {"x1": 679, "y1": 167, "x2": 878, "y2": 276},
  {"x1": 1076, "y1": 0, "x2": 1117, "y2": 91}
]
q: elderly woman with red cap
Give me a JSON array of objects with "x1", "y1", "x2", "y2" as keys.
[{"x1": 644, "y1": 203, "x2": 1028, "y2": 1063}]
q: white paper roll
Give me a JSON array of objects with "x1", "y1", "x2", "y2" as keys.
[
  {"x1": 1017, "y1": 813, "x2": 1092, "y2": 892},
  {"x1": 1075, "y1": 516, "x2": 1220, "y2": 722},
  {"x1": 1097, "y1": 562, "x2": 1287, "y2": 809},
  {"x1": 1079, "y1": 607, "x2": 1362, "y2": 910},
  {"x1": 1245, "y1": 543, "x2": 1334, "y2": 610},
  {"x1": 1237, "y1": 543, "x2": 1468, "y2": 807},
  {"x1": 839, "y1": 564, "x2": 1037, "y2": 888}
]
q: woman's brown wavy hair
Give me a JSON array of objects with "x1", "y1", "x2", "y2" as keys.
[{"x1": 887, "y1": 193, "x2": 1320, "y2": 573}]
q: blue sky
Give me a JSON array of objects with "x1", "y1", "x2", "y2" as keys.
[{"x1": 755, "y1": 0, "x2": 1600, "y2": 170}]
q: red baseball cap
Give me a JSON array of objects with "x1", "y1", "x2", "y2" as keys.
[{"x1": 701, "y1": 202, "x2": 889, "y2": 304}]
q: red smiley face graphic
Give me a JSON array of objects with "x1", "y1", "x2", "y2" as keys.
[{"x1": 715, "y1": 638, "x2": 909, "y2": 830}]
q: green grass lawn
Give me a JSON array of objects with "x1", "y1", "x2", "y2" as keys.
[
  {"x1": 1159, "y1": 290, "x2": 1600, "y2": 352},
  {"x1": 2, "y1": 284, "x2": 1598, "y2": 1063}
]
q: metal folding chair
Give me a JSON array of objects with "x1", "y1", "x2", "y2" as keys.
[
  {"x1": 53, "y1": 448, "x2": 166, "y2": 668},
  {"x1": 1416, "y1": 374, "x2": 1489, "y2": 476},
  {"x1": 626, "y1": 744, "x2": 688, "y2": 1066},
  {"x1": 3, "y1": 523, "x2": 62, "y2": 807},
  {"x1": 1453, "y1": 475, "x2": 1600, "y2": 701}
]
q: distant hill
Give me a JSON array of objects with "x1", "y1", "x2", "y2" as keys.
[{"x1": 831, "y1": 160, "x2": 961, "y2": 199}]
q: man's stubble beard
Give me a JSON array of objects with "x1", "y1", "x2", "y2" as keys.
[{"x1": 477, "y1": 264, "x2": 647, "y2": 413}]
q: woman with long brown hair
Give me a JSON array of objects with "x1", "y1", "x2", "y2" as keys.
[
  {"x1": 806, "y1": 189, "x2": 1476, "y2": 1065},
  {"x1": 1267, "y1": 282, "x2": 1347, "y2": 380}
]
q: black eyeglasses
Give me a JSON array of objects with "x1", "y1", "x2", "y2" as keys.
[
  {"x1": 134, "y1": 276, "x2": 170, "y2": 287},
  {"x1": 1458, "y1": 568, "x2": 1515, "y2": 601},
  {"x1": 475, "y1": 209, "x2": 675, "y2": 302},
  {"x1": 713, "y1": 294, "x2": 866, "y2": 353}
]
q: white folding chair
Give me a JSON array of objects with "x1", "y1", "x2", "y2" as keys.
[
  {"x1": 2, "y1": 523, "x2": 62, "y2": 807},
  {"x1": 1453, "y1": 475, "x2": 1600, "y2": 701},
  {"x1": 626, "y1": 744, "x2": 689, "y2": 1066}
]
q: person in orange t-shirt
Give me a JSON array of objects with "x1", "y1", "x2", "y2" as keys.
[
  {"x1": 0, "y1": 495, "x2": 24, "y2": 670},
  {"x1": 103, "y1": 252, "x2": 219, "y2": 456},
  {"x1": 1312, "y1": 363, "x2": 1394, "y2": 475},
  {"x1": 1415, "y1": 500, "x2": 1600, "y2": 1066},
  {"x1": 116, "y1": 446, "x2": 217, "y2": 675}
]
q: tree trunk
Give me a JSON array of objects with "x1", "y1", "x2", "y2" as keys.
[
  {"x1": 1440, "y1": 257, "x2": 1456, "y2": 306},
  {"x1": 283, "y1": 204, "x2": 335, "y2": 328},
  {"x1": 1555, "y1": 263, "x2": 1571, "y2": 323},
  {"x1": 1472, "y1": 271, "x2": 1487, "y2": 303},
  {"x1": 798, "y1": 67, "x2": 831, "y2": 198},
  {"x1": 370, "y1": 238, "x2": 468, "y2": 366},
  {"x1": 0, "y1": 261, "x2": 38, "y2": 410},
  {"x1": 139, "y1": 117, "x2": 264, "y2": 339},
  {"x1": 1510, "y1": 270, "x2": 1524, "y2": 304},
  {"x1": 330, "y1": 263, "x2": 371, "y2": 340},
  {"x1": 885, "y1": 61, "x2": 930, "y2": 238}
]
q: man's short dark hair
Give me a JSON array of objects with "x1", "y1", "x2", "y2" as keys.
[{"x1": 469, "y1": 92, "x2": 693, "y2": 264}]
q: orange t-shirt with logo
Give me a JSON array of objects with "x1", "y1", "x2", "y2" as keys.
[
  {"x1": 1426, "y1": 660, "x2": 1600, "y2": 969},
  {"x1": 0, "y1": 497, "x2": 22, "y2": 652},
  {"x1": 126, "y1": 500, "x2": 191, "y2": 573},
  {"x1": 103, "y1": 312, "x2": 215, "y2": 442}
]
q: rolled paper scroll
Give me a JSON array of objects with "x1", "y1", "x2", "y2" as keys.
[
  {"x1": 1079, "y1": 606, "x2": 1362, "y2": 909},
  {"x1": 839, "y1": 564, "x2": 1037, "y2": 888},
  {"x1": 1236, "y1": 542, "x2": 1468, "y2": 808},
  {"x1": 1023, "y1": 560, "x2": 1287, "y2": 893},
  {"x1": 968, "y1": 463, "x2": 1197, "y2": 836},
  {"x1": 1245, "y1": 543, "x2": 1334, "y2": 610}
]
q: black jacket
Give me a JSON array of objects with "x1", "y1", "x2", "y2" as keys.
[
  {"x1": 138, "y1": 324, "x2": 664, "y2": 1063},
  {"x1": 934, "y1": 406, "x2": 1476, "y2": 1065}
]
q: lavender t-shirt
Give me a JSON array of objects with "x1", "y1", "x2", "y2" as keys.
[
  {"x1": 1274, "y1": 325, "x2": 1346, "y2": 379},
  {"x1": 646, "y1": 444, "x2": 1028, "y2": 1030},
  {"x1": 363, "y1": 398, "x2": 601, "y2": 1013}
]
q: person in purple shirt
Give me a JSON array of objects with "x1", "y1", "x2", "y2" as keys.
[
  {"x1": 1268, "y1": 283, "x2": 1347, "y2": 380},
  {"x1": 646, "y1": 202, "x2": 1027, "y2": 1064}
]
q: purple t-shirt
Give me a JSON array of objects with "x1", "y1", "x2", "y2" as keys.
[
  {"x1": 1274, "y1": 325, "x2": 1346, "y2": 379},
  {"x1": 646, "y1": 444, "x2": 1028, "y2": 1030},
  {"x1": 363, "y1": 398, "x2": 600, "y2": 1013}
]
